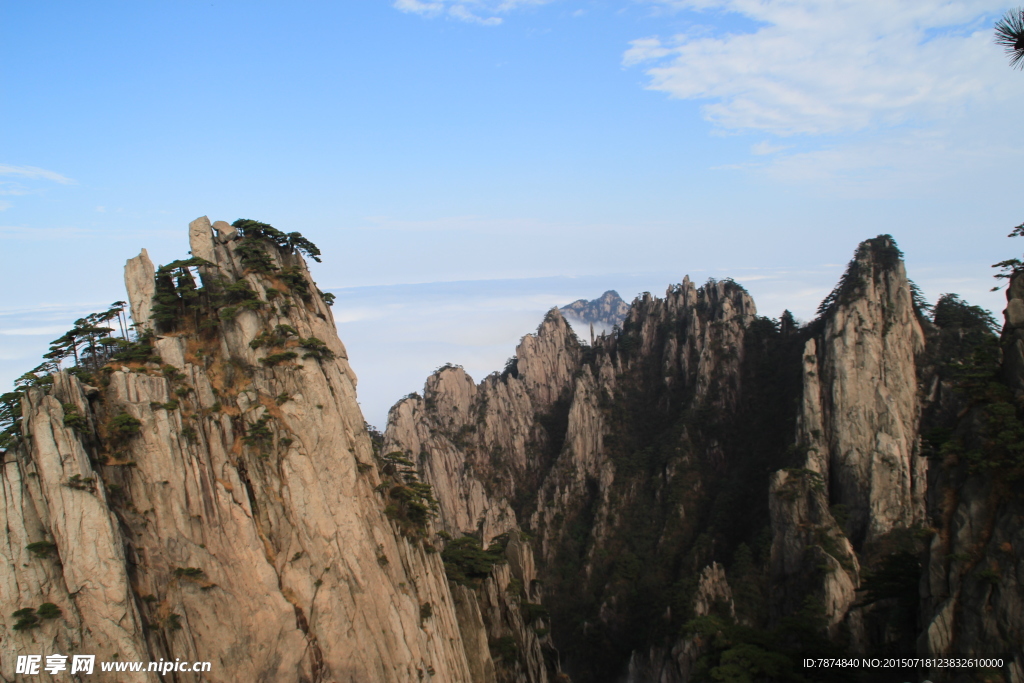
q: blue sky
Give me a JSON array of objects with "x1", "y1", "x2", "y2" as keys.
[{"x1": 3, "y1": 0, "x2": 1023, "y2": 425}]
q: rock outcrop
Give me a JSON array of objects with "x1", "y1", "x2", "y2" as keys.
[
  {"x1": 768, "y1": 236, "x2": 924, "y2": 638},
  {"x1": 124, "y1": 249, "x2": 156, "y2": 333},
  {"x1": 1, "y1": 218, "x2": 485, "y2": 682},
  {"x1": 1000, "y1": 270, "x2": 1024, "y2": 397},
  {"x1": 385, "y1": 313, "x2": 581, "y2": 682},
  {"x1": 387, "y1": 277, "x2": 768, "y2": 682},
  {"x1": 798, "y1": 236, "x2": 927, "y2": 547}
]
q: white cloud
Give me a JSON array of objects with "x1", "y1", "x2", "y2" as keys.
[
  {"x1": 0, "y1": 226, "x2": 91, "y2": 240},
  {"x1": 757, "y1": 102, "x2": 1024, "y2": 197},
  {"x1": 393, "y1": 0, "x2": 555, "y2": 24},
  {"x1": 0, "y1": 302, "x2": 111, "y2": 317},
  {"x1": 394, "y1": 0, "x2": 445, "y2": 16},
  {"x1": 330, "y1": 307, "x2": 390, "y2": 324},
  {"x1": 0, "y1": 164, "x2": 74, "y2": 184},
  {"x1": 357, "y1": 213, "x2": 629, "y2": 236},
  {"x1": 626, "y1": 1, "x2": 1018, "y2": 136},
  {"x1": 751, "y1": 140, "x2": 789, "y2": 155},
  {"x1": 0, "y1": 325, "x2": 70, "y2": 337},
  {"x1": 449, "y1": 4, "x2": 504, "y2": 25},
  {"x1": 0, "y1": 184, "x2": 32, "y2": 196},
  {"x1": 0, "y1": 201, "x2": 10, "y2": 211}
]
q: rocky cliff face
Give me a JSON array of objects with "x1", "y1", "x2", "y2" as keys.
[
  {"x1": 387, "y1": 277, "x2": 783, "y2": 681},
  {"x1": 0, "y1": 218, "x2": 485, "y2": 682},
  {"x1": 384, "y1": 312, "x2": 581, "y2": 682},
  {"x1": 388, "y1": 236, "x2": 1022, "y2": 683},
  {"x1": 4, "y1": 225, "x2": 1020, "y2": 683},
  {"x1": 779, "y1": 238, "x2": 1023, "y2": 679},
  {"x1": 913, "y1": 271, "x2": 1024, "y2": 680},
  {"x1": 769, "y1": 236, "x2": 926, "y2": 639},
  {"x1": 799, "y1": 236, "x2": 927, "y2": 547}
]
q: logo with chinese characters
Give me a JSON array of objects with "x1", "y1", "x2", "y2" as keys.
[{"x1": 16, "y1": 654, "x2": 95, "y2": 675}]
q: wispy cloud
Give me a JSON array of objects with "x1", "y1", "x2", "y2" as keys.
[
  {"x1": 0, "y1": 302, "x2": 113, "y2": 318},
  {"x1": 625, "y1": 1, "x2": 1015, "y2": 136},
  {"x1": 394, "y1": 0, "x2": 445, "y2": 16},
  {"x1": 0, "y1": 164, "x2": 76, "y2": 211},
  {"x1": 751, "y1": 140, "x2": 789, "y2": 155},
  {"x1": 625, "y1": 1, "x2": 1024, "y2": 197},
  {"x1": 0, "y1": 325, "x2": 70, "y2": 337},
  {"x1": 449, "y1": 4, "x2": 503, "y2": 24},
  {"x1": 0, "y1": 225, "x2": 92, "y2": 240},
  {"x1": 759, "y1": 115, "x2": 1024, "y2": 197},
  {"x1": 357, "y1": 214, "x2": 628, "y2": 235},
  {"x1": 0, "y1": 184, "x2": 33, "y2": 196},
  {"x1": 394, "y1": 0, "x2": 555, "y2": 25},
  {"x1": 0, "y1": 164, "x2": 75, "y2": 184}
]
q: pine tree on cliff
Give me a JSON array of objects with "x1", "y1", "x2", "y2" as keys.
[
  {"x1": 992, "y1": 222, "x2": 1024, "y2": 289},
  {"x1": 995, "y1": 7, "x2": 1024, "y2": 69}
]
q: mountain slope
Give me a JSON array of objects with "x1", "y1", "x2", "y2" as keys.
[
  {"x1": 3, "y1": 224, "x2": 1019, "y2": 683},
  {"x1": 1, "y1": 218, "x2": 483, "y2": 682},
  {"x1": 386, "y1": 236, "x2": 1023, "y2": 683}
]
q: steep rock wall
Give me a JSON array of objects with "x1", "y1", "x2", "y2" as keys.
[
  {"x1": 807, "y1": 236, "x2": 927, "y2": 548},
  {"x1": 391, "y1": 236, "x2": 1022, "y2": 681},
  {"x1": 385, "y1": 313, "x2": 582, "y2": 682},
  {"x1": 8, "y1": 223, "x2": 1019, "y2": 683},
  {"x1": 387, "y1": 277, "x2": 767, "y2": 682},
  {"x1": 768, "y1": 236, "x2": 1023, "y2": 680},
  {"x1": 1, "y1": 218, "x2": 479, "y2": 682},
  {"x1": 915, "y1": 269, "x2": 1024, "y2": 681},
  {"x1": 768, "y1": 236, "x2": 926, "y2": 637}
]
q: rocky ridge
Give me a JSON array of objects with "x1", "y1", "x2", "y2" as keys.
[
  {"x1": 0, "y1": 217, "x2": 488, "y2": 682},
  {"x1": 387, "y1": 237, "x2": 1023, "y2": 682},
  {"x1": 387, "y1": 276, "x2": 770, "y2": 681},
  {"x1": 384, "y1": 313, "x2": 583, "y2": 682},
  {"x1": 2, "y1": 224, "x2": 1021, "y2": 683}
]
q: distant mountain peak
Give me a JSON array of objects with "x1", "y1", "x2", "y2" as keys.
[{"x1": 559, "y1": 290, "x2": 629, "y2": 332}]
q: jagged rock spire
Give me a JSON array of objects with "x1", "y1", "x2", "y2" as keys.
[{"x1": 123, "y1": 248, "x2": 156, "y2": 332}]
